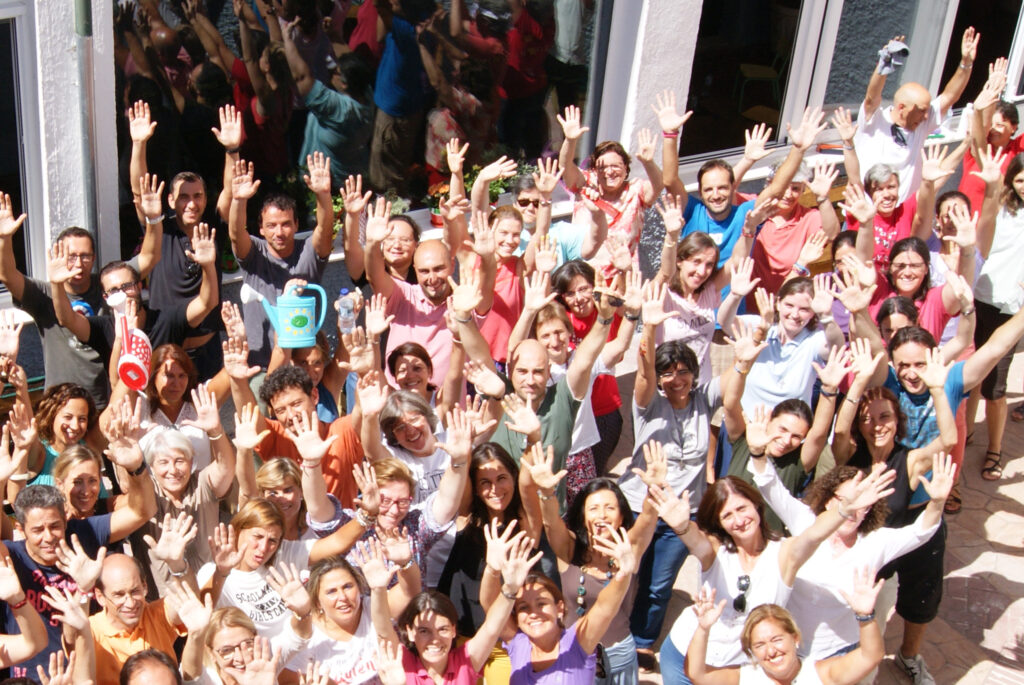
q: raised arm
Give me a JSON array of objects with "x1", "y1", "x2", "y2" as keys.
[
  {"x1": 575, "y1": 528, "x2": 638, "y2": 654},
  {"x1": 213, "y1": 105, "x2": 243, "y2": 221},
  {"x1": 304, "y1": 152, "x2": 336, "y2": 258},
  {"x1": 971, "y1": 144, "x2": 1008, "y2": 258},
  {"x1": 227, "y1": 160, "x2": 260, "y2": 261},
  {"x1": 970, "y1": 59, "x2": 1009, "y2": 154},
  {"x1": 184, "y1": 223, "x2": 220, "y2": 327},
  {"x1": 0, "y1": 194, "x2": 27, "y2": 300},
  {"x1": 364, "y1": 197, "x2": 397, "y2": 299},
  {"x1": 520, "y1": 443, "x2": 573, "y2": 562},
  {"x1": 47, "y1": 242, "x2": 91, "y2": 343},
  {"x1": 284, "y1": 410, "x2": 340, "y2": 523},
  {"x1": 801, "y1": 346, "x2": 850, "y2": 470},
  {"x1": 936, "y1": 27, "x2": 979, "y2": 115},
  {"x1": 556, "y1": 105, "x2": 589, "y2": 191},
  {"x1": 634, "y1": 128, "x2": 663, "y2": 203},
  {"x1": 309, "y1": 463, "x2": 381, "y2": 563},
  {"x1": 911, "y1": 146, "x2": 954, "y2": 241},
  {"x1": 841, "y1": 183, "x2": 878, "y2": 264},
  {"x1": 650, "y1": 89, "x2": 693, "y2": 198},
  {"x1": 634, "y1": 282, "x2": 680, "y2": 408},
  {"x1": 962, "y1": 293, "x2": 1024, "y2": 391},
  {"x1": 731, "y1": 123, "x2": 773, "y2": 191},
  {"x1": 831, "y1": 107, "x2": 862, "y2": 190},
  {"x1": 281, "y1": 17, "x2": 316, "y2": 97},
  {"x1": 832, "y1": 339, "x2": 885, "y2": 464},
  {"x1": 232, "y1": 404, "x2": 266, "y2": 505},
  {"x1": 863, "y1": 36, "x2": 905, "y2": 121},
  {"x1": 720, "y1": 320, "x2": 767, "y2": 441},
  {"x1": 818, "y1": 568, "x2": 886, "y2": 685},
  {"x1": 102, "y1": 398, "x2": 158, "y2": 542},
  {"x1": 757, "y1": 107, "x2": 826, "y2": 203},
  {"x1": 565, "y1": 279, "x2": 617, "y2": 400},
  {"x1": 182, "y1": 383, "x2": 237, "y2": 498},
  {"x1": 340, "y1": 175, "x2": 372, "y2": 280},
  {"x1": 356, "y1": 371, "x2": 391, "y2": 464},
  {"x1": 652, "y1": 195, "x2": 684, "y2": 286},
  {"x1": 0, "y1": 551, "x2": 47, "y2": 666},
  {"x1": 430, "y1": 407, "x2": 474, "y2": 526},
  {"x1": 648, "y1": 483, "x2": 715, "y2": 568}
]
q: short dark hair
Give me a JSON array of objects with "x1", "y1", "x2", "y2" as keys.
[
  {"x1": 566, "y1": 478, "x2": 635, "y2": 566},
  {"x1": 889, "y1": 325, "x2": 938, "y2": 355},
  {"x1": 259, "y1": 194, "x2": 298, "y2": 224},
  {"x1": 697, "y1": 159, "x2": 735, "y2": 188},
  {"x1": 336, "y1": 53, "x2": 373, "y2": 98},
  {"x1": 120, "y1": 649, "x2": 183, "y2": 685},
  {"x1": 830, "y1": 230, "x2": 858, "y2": 270},
  {"x1": 771, "y1": 398, "x2": 813, "y2": 427},
  {"x1": 388, "y1": 214, "x2": 421, "y2": 242},
  {"x1": 99, "y1": 261, "x2": 141, "y2": 285},
  {"x1": 55, "y1": 227, "x2": 96, "y2": 254},
  {"x1": 398, "y1": 591, "x2": 459, "y2": 655},
  {"x1": 996, "y1": 100, "x2": 1020, "y2": 128},
  {"x1": 551, "y1": 259, "x2": 595, "y2": 297},
  {"x1": 170, "y1": 171, "x2": 207, "y2": 196},
  {"x1": 13, "y1": 485, "x2": 66, "y2": 526},
  {"x1": 588, "y1": 140, "x2": 632, "y2": 176},
  {"x1": 654, "y1": 340, "x2": 700, "y2": 379},
  {"x1": 696, "y1": 476, "x2": 781, "y2": 552},
  {"x1": 935, "y1": 189, "x2": 971, "y2": 215},
  {"x1": 876, "y1": 296, "x2": 919, "y2": 329},
  {"x1": 259, "y1": 365, "x2": 314, "y2": 406}
]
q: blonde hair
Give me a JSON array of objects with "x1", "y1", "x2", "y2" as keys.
[
  {"x1": 204, "y1": 607, "x2": 256, "y2": 667},
  {"x1": 229, "y1": 499, "x2": 285, "y2": 566},
  {"x1": 53, "y1": 444, "x2": 103, "y2": 484},
  {"x1": 372, "y1": 458, "x2": 416, "y2": 495},
  {"x1": 741, "y1": 604, "x2": 801, "y2": 657},
  {"x1": 255, "y1": 458, "x2": 307, "y2": 530}
]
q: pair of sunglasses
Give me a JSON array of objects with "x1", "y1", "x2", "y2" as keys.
[
  {"x1": 733, "y1": 574, "x2": 751, "y2": 613},
  {"x1": 594, "y1": 291, "x2": 625, "y2": 308}
]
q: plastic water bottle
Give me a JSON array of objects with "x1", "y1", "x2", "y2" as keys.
[{"x1": 337, "y1": 288, "x2": 356, "y2": 334}]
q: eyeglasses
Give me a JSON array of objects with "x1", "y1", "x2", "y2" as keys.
[
  {"x1": 658, "y1": 368, "x2": 692, "y2": 381},
  {"x1": 890, "y1": 261, "x2": 927, "y2": 272},
  {"x1": 733, "y1": 574, "x2": 751, "y2": 613},
  {"x1": 516, "y1": 198, "x2": 541, "y2": 208},
  {"x1": 105, "y1": 281, "x2": 140, "y2": 296},
  {"x1": 103, "y1": 587, "x2": 146, "y2": 605},
  {"x1": 380, "y1": 496, "x2": 413, "y2": 511},
  {"x1": 214, "y1": 638, "x2": 254, "y2": 659},
  {"x1": 384, "y1": 235, "x2": 417, "y2": 246},
  {"x1": 596, "y1": 163, "x2": 625, "y2": 173},
  {"x1": 66, "y1": 253, "x2": 95, "y2": 264}
]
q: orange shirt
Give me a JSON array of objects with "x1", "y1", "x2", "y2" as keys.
[
  {"x1": 89, "y1": 599, "x2": 184, "y2": 685},
  {"x1": 255, "y1": 415, "x2": 364, "y2": 508}
]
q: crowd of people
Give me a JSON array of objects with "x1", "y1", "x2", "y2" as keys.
[{"x1": 0, "y1": 2, "x2": 1018, "y2": 684}]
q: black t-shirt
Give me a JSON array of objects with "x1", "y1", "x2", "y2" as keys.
[
  {"x1": 87, "y1": 302, "x2": 191, "y2": 357},
  {"x1": 848, "y1": 442, "x2": 918, "y2": 529},
  {"x1": 148, "y1": 220, "x2": 225, "y2": 335}
]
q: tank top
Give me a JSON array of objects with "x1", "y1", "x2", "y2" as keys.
[
  {"x1": 847, "y1": 442, "x2": 918, "y2": 528},
  {"x1": 559, "y1": 563, "x2": 638, "y2": 646}
]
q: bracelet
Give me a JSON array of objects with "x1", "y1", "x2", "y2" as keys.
[
  {"x1": 820, "y1": 386, "x2": 839, "y2": 398},
  {"x1": 855, "y1": 611, "x2": 875, "y2": 622},
  {"x1": 8, "y1": 473, "x2": 28, "y2": 482},
  {"x1": 451, "y1": 337, "x2": 463, "y2": 345},
  {"x1": 837, "y1": 505, "x2": 856, "y2": 521},
  {"x1": 128, "y1": 461, "x2": 148, "y2": 477},
  {"x1": 733, "y1": 364, "x2": 750, "y2": 376},
  {"x1": 624, "y1": 312, "x2": 641, "y2": 322},
  {"x1": 355, "y1": 509, "x2": 377, "y2": 528},
  {"x1": 207, "y1": 432, "x2": 224, "y2": 441},
  {"x1": 792, "y1": 263, "x2": 810, "y2": 277},
  {"x1": 742, "y1": 228, "x2": 756, "y2": 238},
  {"x1": 662, "y1": 130, "x2": 680, "y2": 139},
  {"x1": 454, "y1": 314, "x2": 472, "y2": 324},
  {"x1": 400, "y1": 558, "x2": 416, "y2": 571},
  {"x1": 538, "y1": 490, "x2": 555, "y2": 501},
  {"x1": 501, "y1": 584, "x2": 519, "y2": 600},
  {"x1": 673, "y1": 520, "x2": 691, "y2": 536},
  {"x1": 961, "y1": 306, "x2": 975, "y2": 316},
  {"x1": 597, "y1": 316, "x2": 615, "y2": 325},
  {"x1": 450, "y1": 461, "x2": 467, "y2": 469},
  {"x1": 538, "y1": 200, "x2": 553, "y2": 207},
  {"x1": 9, "y1": 596, "x2": 27, "y2": 610},
  {"x1": 749, "y1": 450, "x2": 766, "y2": 459},
  {"x1": 293, "y1": 610, "x2": 312, "y2": 620},
  {"x1": 484, "y1": 564, "x2": 502, "y2": 576},
  {"x1": 843, "y1": 142, "x2": 855, "y2": 151},
  {"x1": 225, "y1": 146, "x2": 241, "y2": 154},
  {"x1": 168, "y1": 568, "x2": 188, "y2": 578},
  {"x1": 845, "y1": 395, "x2": 861, "y2": 405},
  {"x1": 817, "y1": 314, "x2": 835, "y2": 324},
  {"x1": 816, "y1": 195, "x2": 829, "y2": 204},
  {"x1": 959, "y1": 61, "x2": 972, "y2": 70},
  {"x1": 145, "y1": 214, "x2": 164, "y2": 225}
]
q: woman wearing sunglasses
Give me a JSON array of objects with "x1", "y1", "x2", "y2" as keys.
[{"x1": 650, "y1": 465, "x2": 894, "y2": 683}]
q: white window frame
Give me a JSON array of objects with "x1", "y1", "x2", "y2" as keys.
[
  {"x1": 1003, "y1": 7, "x2": 1024, "y2": 102},
  {"x1": 0, "y1": 0, "x2": 46, "y2": 286}
]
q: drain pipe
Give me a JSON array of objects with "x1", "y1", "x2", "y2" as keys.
[{"x1": 74, "y1": 0, "x2": 99, "y2": 237}]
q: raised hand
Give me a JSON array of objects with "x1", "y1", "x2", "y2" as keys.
[
  {"x1": 356, "y1": 370, "x2": 390, "y2": 417},
  {"x1": 439, "y1": 194, "x2": 470, "y2": 223},
  {"x1": 180, "y1": 382, "x2": 223, "y2": 435},
  {"x1": 919, "y1": 451, "x2": 957, "y2": 503},
  {"x1": 0, "y1": 193, "x2": 26, "y2": 239},
  {"x1": 557, "y1": 105, "x2": 590, "y2": 141},
  {"x1": 636, "y1": 128, "x2": 656, "y2": 163},
  {"x1": 56, "y1": 534, "x2": 106, "y2": 592},
  {"x1": 437, "y1": 406, "x2": 473, "y2": 462},
  {"x1": 41, "y1": 586, "x2": 89, "y2": 634},
  {"x1": 377, "y1": 639, "x2": 407, "y2": 685},
  {"x1": 352, "y1": 461, "x2": 381, "y2": 518},
  {"x1": 943, "y1": 202, "x2": 978, "y2": 249},
  {"x1": 745, "y1": 196, "x2": 780, "y2": 228},
  {"x1": 342, "y1": 174, "x2": 372, "y2": 216},
  {"x1": 475, "y1": 156, "x2": 518, "y2": 186},
  {"x1": 592, "y1": 526, "x2": 637, "y2": 578},
  {"x1": 787, "y1": 106, "x2": 827, "y2": 151},
  {"x1": 354, "y1": 537, "x2": 399, "y2": 590},
  {"x1": 299, "y1": 660, "x2": 332, "y2": 685},
  {"x1": 727, "y1": 318, "x2": 768, "y2": 365},
  {"x1": 365, "y1": 196, "x2": 393, "y2": 244},
  {"x1": 222, "y1": 334, "x2": 261, "y2": 380},
  {"x1": 641, "y1": 281, "x2": 681, "y2": 327},
  {"x1": 378, "y1": 526, "x2": 413, "y2": 568},
  {"x1": 754, "y1": 287, "x2": 777, "y2": 328},
  {"x1": 632, "y1": 440, "x2": 669, "y2": 488},
  {"x1": 210, "y1": 522, "x2": 242, "y2": 575},
  {"x1": 503, "y1": 530, "x2": 542, "y2": 592},
  {"x1": 137, "y1": 173, "x2": 166, "y2": 221},
  {"x1": 848, "y1": 337, "x2": 883, "y2": 383},
  {"x1": 338, "y1": 326, "x2": 376, "y2": 377},
  {"x1": 285, "y1": 410, "x2": 336, "y2": 467},
  {"x1": 364, "y1": 293, "x2": 395, "y2": 338},
  {"x1": 844, "y1": 462, "x2": 897, "y2": 511},
  {"x1": 920, "y1": 346, "x2": 950, "y2": 390},
  {"x1": 830, "y1": 106, "x2": 857, "y2": 143},
  {"x1": 655, "y1": 194, "x2": 685, "y2": 241},
  {"x1": 831, "y1": 259, "x2": 876, "y2": 313},
  {"x1": 812, "y1": 345, "x2": 852, "y2": 389},
  {"x1": 241, "y1": 636, "x2": 282, "y2": 685},
  {"x1": 838, "y1": 566, "x2": 884, "y2": 618},
  {"x1": 647, "y1": 483, "x2": 692, "y2": 532},
  {"x1": 0, "y1": 555, "x2": 25, "y2": 604},
  {"x1": 533, "y1": 156, "x2": 563, "y2": 196},
  {"x1": 303, "y1": 151, "x2": 332, "y2": 195},
  {"x1": 947, "y1": 273, "x2": 974, "y2": 314},
  {"x1": 212, "y1": 104, "x2": 243, "y2": 150},
  {"x1": 448, "y1": 266, "x2": 484, "y2": 315},
  {"x1": 267, "y1": 562, "x2": 313, "y2": 616},
  {"x1": 521, "y1": 442, "x2": 565, "y2": 492},
  {"x1": 522, "y1": 270, "x2": 557, "y2": 313},
  {"x1": 483, "y1": 519, "x2": 522, "y2": 572},
  {"x1": 445, "y1": 138, "x2": 469, "y2": 175},
  {"x1": 165, "y1": 580, "x2": 213, "y2": 633},
  {"x1": 36, "y1": 650, "x2": 79, "y2": 685},
  {"x1": 729, "y1": 257, "x2": 761, "y2": 297},
  {"x1": 809, "y1": 160, "x2": 839, "y2": 200},
  {"x1": 743, "y1": 122, "x2": 773, "y2": 162},
  {"x1": 743, "y1": 405, "x2": 772, "y2": 455},
  {"x1": 534, "y1": 235, "x2": 559, "y2": 274},
  {"x1": 232, "y1": 404, "x2": 270, "y2": 451},
  {"x1": 838, "y1": 183, "x2": 876, "y2": 224},
  {"x1": 469, "y1": 213, "x2": 496, "y2": 257},
  {"x1": 693, "y1": 585, "x2": 726, "y2": 630},
  {"x1": 231, "y1": 160, "x2": 261, "y2": 200},
  {"x1": 811, "y1": 273, "x2": 835, "y2": 317},
  {"x1": 185, "y1": 222, "x2": 217, "y2": 266},
  {"x1": 920, "y1": 145, "x2": 954, "y2": 185},
  {"x1": 0, "y1": 309, "x2": 24, "y2": 363},
  {"x1": 220, "y1": 301, "x2": 247, "y2": 340},
  {"x1": 969, "y1": 144, "x2": 1007, "y2": 187},
  {"x1": 975, "y1": 58, "x2": 1008, "y2": 111},
  {"x1": 0, "y1": 424, "x2": 26, "y2": 485},
  {"x1": 796, "y1": 230, "x2": 829, "y2": 268},
  {"x1": 464, "y1": 360, "x2": 506, "y2": 398},
  {"x1": 128, "y1": 100, "x2": 157, "y2": 143},
  {"x1": 104, "y1": 397, "x2": 145, "y2": 471},
  {"x1": 143, "y1": 511, "x2": 198, "y2": 566},
  {"x1": 47, "y1": 241, "x2": 82, "y2": 285},
  {"x1": 961, "y1": 26, "x2": 979, "y2": 63},
  {"x1": 7, "y1": 400, "x2": 36, "y2": 453},
  {"x1": 650, "y1": 89, "x2": 692, "y2": 133}
]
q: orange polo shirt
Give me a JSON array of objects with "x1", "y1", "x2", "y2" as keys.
[{"x1": 89, "y1": 599, "x2": 185, "y2": 685}]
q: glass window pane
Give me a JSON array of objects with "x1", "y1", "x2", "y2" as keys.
[{"x1": 0, "y1": 19, "x2": 27, "y2": 277}]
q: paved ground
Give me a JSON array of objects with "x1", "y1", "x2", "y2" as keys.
[{"x1": 605, "y1": 346, "x2": 1024, "y2": 685}]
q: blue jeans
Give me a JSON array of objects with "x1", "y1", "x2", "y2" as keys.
[
  {"x1": 629, "y1": 518, "x2": 690, "y2": 648},
  {"x1": 659, "y1": 637, "x2": 693, "y2": 685}
]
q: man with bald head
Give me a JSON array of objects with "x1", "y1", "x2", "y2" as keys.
[
  {"x1": 854, "y1": 28, "x2": 979, "y2": 203},
  {"x1": 453, "y1": 274, "x2": 621, "y2": 511},
  {"x1": 367, "y1": 203, "x2": 496, "y2": 387},
  {"x1": 90, "y1": 554, "x2": 187, "y2": 684}
]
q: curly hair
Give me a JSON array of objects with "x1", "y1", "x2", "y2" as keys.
[
  {"x1": 802, "y1": 465, "x2": 889, "y2": 535},
  {"x1": 36, "y1": 383, "x2": 97, "y2": 446}
]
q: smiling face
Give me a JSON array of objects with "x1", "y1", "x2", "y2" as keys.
[
  {"x1": 210, "y1": 625, "x2": 257, "y2": 681},
  {"x1": 561, "y1": 274, "x2": 595, "y2": 318},
  {"x1": 292, "y1": 347, "x2": 326, "y2": 387},
  {"x1": 870, "y1": 175, "x2": 900, "y2": 217},
  {"x1": 236, "y1": 525, "x2": 282, "y2": 571},
  {"x1": 1014, "y1": 168, "x2": 1024, "y2": 204},
  {"x1": 515, "y1": 582, "x2": 565, "y2": 643},
  {"x1": 170, "y1": 179, "x2": 207, "y2": 227},
  {"x1": 776, "y1": 292, "x2": 814, "y2": 338},
  {"x1": 153, "y1": 359, "x2": 190, "y2": 407},
  {"x1": 269, "y1": 386, "x2": 318, "y2": 434},
  {"x1": 989, "y1": 111, "x2": 1018, "y2": 149},
  {"x1": 658, "y1": 362, "x2": 694, "y2": 407},
  {"x1": 858, "y1": 397, "x2": 899, "y2": 450},
  {"x1": 101, "y1": 266, "x2": 143, "y2": 310},
  {"x1": 413, "y1": 242, "x2": 453, "y2": 305},
  {"x1": 536, "y1": 319, "x2": 570, "y2": 365},
  {"x1": 880, "y1": 311, "x2": 914, "y2": 344},
  {"x1": 259, "y1": 205, "x2": 298, "y2": 258},
  {"x1": 98, "y1": 556, "x2": 148, "y2": 631},
  {"x1": 516, "y1": 188, "x2": 543, "y2": 227},
  {"x1": 378, "y1": 480, "x2": 414, "y2": 530},
  {"x1": 583, "y1": 489, "x2": 622, "y2": 542},
  {"x1": 20, "y1": 506, "x2": 66, "y2": 566},
  {"x1": 393, "y1": 354, "x2": 431, "y2": 397},
  {"x1": 406, "y1": 610, "x2": 456, "y2": 669},
  {"x1": 52, "y1": 398, "x2": 90, "y2": 450},
  {"x1": 261, "y1": 480, "x2": 302, "y2": 525},
  {"x1": 719, "y1": 491, "x2": 761, "y2": 544},
  {"x1": 888, "y1": 251, "x2": 927, "y2": 297},
  {"x1": 700, "y1": 167, "x2": 734, "y2": 220},
  {"x1": 392, "y1": 411, "x2": 435, "y2": 455},
  {"x1": 594, "y1": 151, "x2": 628, "y2": 194},
  {"x1": 317, "y1": 567, "x2": 363, "y2": 630},
  {"x1": 510, "y1": 341, "x2": 551, "y2": 403},
  {"x1": 765, "y1": 413, "x2": 810, "y2": 457},
  {"x1": 383, "y1": 220, "x2": 417, "y2": 270},
  {"x1": 891, "y1": 341, "x2": 929, "y2": 394},
  {"x1": 748, "y1": 618, "x2": 800, "y2": 679},
  {"x1": 775, "y1": 181, "x2": 806, "y2": 215},
  {"x1": 151, "y1": 448, "x2": 194, "y2": 498},
  {"x1": 474, "y1": 459, "x2": 515, "y2": 516},
  {"x1": 494, "y1": 217, "x2": 523, "y2": 260},
  {"x1": 57, "y1": 459, "x2": 101, "y2": 517},
  {"x1": 677, "y1": 247, "x2": 717, "y2": 294}
]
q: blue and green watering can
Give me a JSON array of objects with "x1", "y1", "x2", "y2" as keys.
[{"x1": 245, "y1": 283, "x2": 328, "y2": 348}]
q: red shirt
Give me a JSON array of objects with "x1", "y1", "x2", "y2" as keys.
[
  {"x1": 959, "y1": 135, "x2": 1024, "y2": 214},
  {"x1": 846, "y1": 193, "x2": 918, "y2": 272},
  {"x1": 568, "y1": 309, "x2": 622, "y2": 416}
]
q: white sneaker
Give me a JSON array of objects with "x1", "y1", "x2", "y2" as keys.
[{"x1": 895, "y1": 652, "x2": 936, "y2": 685}]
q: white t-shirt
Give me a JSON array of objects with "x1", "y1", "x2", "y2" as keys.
[
  {"x1": 184, "y1": 622, "x2": 309, "y2": 684},
  {"x1": 285, "y1": 610, "x2": 380, "y2": 684},
  {"x1": 975, "y1": 208, "x2": 1024, "y2": 314},
  {"x1": 385, "y1": 429, "x2": 450, "y2": 506},
  {"x1": 548, "y1": 355, "x2": 610, "y2": 454},
  {"x1": 656, "y1": 286, "x2": 721, "y2": 386},
  {"x1": 854, "y1": 100, "x2": 942, "y2": 205}
]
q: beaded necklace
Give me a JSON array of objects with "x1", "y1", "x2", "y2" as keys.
[{"x1": 575, "y1": 558, "x2": 616, "y2": 616}]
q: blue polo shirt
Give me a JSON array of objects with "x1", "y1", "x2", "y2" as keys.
[{"x1": 682, "y1": 196, "x2": 756, "y2": 267}]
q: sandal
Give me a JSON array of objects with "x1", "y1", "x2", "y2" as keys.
[
  {"x1": 981, "y1": 451, "x2": 1003, "y2": 481},
  {"x1": 1012, "y1": 405, "x2": 1024, "y2": 422},
  {"x1": 944, "y1": 483, "x2": 962, "y2": 514}
]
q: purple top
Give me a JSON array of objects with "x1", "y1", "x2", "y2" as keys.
[{"x1": 503, "y1": 623, "x2": 596, "y2": 684}]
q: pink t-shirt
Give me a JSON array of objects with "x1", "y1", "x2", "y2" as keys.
[
  {"x1": 846, "y1": 193, "x2": 918, "y2": 272},
  {"x1": 402, "y1": 642, "x2": 480, "y2": 684},
  {"x1": 959, "y1": 135, "x2": 1024, "y2": 215},
  {"x1": 870, "y1": 280, "x2": 951, "y2": 341},
  {"x1": 385, "y1": 279, "x2": 454, "y2": 389},
  {"x1": 570, "y1": 172, "x2": 649, "y2": 265},
  {"x1": 478, "y1": 257, "x2": 524, "y2": 364},
  {"x1": 750, "y1": 204, "x2": 823, "y2": 299}
]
